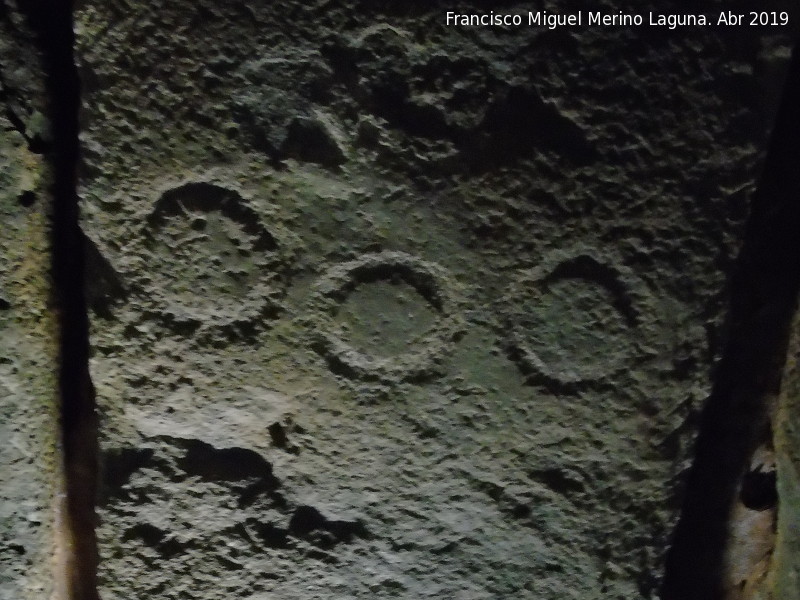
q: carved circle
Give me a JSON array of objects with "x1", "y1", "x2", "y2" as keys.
[
  {"x1": 310, "y1": 251, "x2": 464, "y2": 381},
  {"x1": 136, "y1": 182, "x2": 290, "y2": 333},
  {"x1": 500, "y1": 248, "x2": 646, "y2": 386}
]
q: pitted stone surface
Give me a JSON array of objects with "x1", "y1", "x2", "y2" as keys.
[
  {"x1": 76, "y1": 2, "x2": 794, "y2": 598},
  {"x1": 0, "y1": 3, "x2": 58, "y2": 598}
]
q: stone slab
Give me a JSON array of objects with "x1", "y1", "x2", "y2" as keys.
[
  {"x1": 0, "y1": 2, "x2": 59, "y2": 599},
  {"x1": 75, "y1": 2, "x2": 794, "y2": 598}
]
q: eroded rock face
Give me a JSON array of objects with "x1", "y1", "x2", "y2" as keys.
[
  {"x1": 0, "y1": 3, "x2": 58, "y2": 599},
  {"x1": 76, "y1": 2, "x2": 793, "y2": 598},
  {"x1": 776, "y1": 310, "x2": 800, "y2": 600}
]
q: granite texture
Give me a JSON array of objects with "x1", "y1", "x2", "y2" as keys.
[
  {"x1": 0, "y1": 3, "x2": 59, "y2": 599},
  {"x1": 74, "y1": 1, "x2": 794, "y2": 598}
]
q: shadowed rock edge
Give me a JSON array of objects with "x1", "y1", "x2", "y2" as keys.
[
  {"x1": 20, "y1": 2, "x2": 99, "y2": 599},
  {"x1": 662, "y1": 41, "x2": 800, "y2": 600}
]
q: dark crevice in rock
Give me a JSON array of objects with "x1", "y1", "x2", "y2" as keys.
[
  {"x1": 21, "y1": 2, "x2": 99, "y2": 600},
  {"x1": 739, "y1": 467, "x2": 778, "y2": 512},
  {"x1": 249, "y1": 521, "x2": 290, "y2": 549},
  {"x1": 178, "y1": 440, "x2": 279, "y2": 484},
  {"x1": 122, "y1": 524, "x2": 191, "y2": 559},
  {"x1": 465, "y1": 86, "x2": 598, "y2": 171},
  {"x1": 175, "y1": 440, "x2": 283, "y2": 509},
  {"x1": 662, "y1": 42, "x2": 800, "y2": 600},
  {"x1": 84, "y1": 232, "x2": 127, "y2": 319},
  {"x1": 17, "y1": 189, "x2": 36, "y2": 207},
  {"x1": 268, "y1": 422, "x2": 290, "y2": 449},
  {"x1": 287, "y1": 505, "x2": 369, "y2": 547},
  {"x1": 280, "y1": 116, "x2": 347, "y2": 168},
  {"x1": 100, "y1": 447, "x2": 154, "y2": 502},
  {"x1": 528, "y1": 467, "x2": 586, "y2": 496}
]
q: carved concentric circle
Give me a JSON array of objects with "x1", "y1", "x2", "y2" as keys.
[
  {"x1": 134, "y1": 182, "x2": 291, "y2": 333},
  {"x1": 310, "y1": 251, "x2": 464, "y2": 381},
  {"x1": 500, "y1": 247, "x2": 647, "y2": 386}
]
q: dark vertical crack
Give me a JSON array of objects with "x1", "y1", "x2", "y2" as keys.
[
  {"x1": 21, "y1": 2, "x2": 98, "y2": 600},
  {"x1": 662, "y1": 42, "x2": 800, "y2": 600}
]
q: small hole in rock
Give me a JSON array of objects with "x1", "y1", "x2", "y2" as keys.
[
  {"x1": 18, "y1": 191, "x2": 36, "y2": 207},
  {"x1": 268, "y1": 422, "x2": 288, "y2": 449},
  {"x1": 27, "y1": 135, "x2": 48, "y2": 154},
  {"x1": 289, "y1": 505, "x2": 327, "y2": 536},
  {"x1": 740, "y1": 468, "x2": 777, "y2": 511}
]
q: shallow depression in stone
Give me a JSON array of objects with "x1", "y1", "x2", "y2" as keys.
[
  {"x1": 148, "y1": 210, "x2": 261, "y2": 315},
  {"x1": 516, "y1": 277, "x2": 632, "y2": 374},
  {"x1": 332, "y1": 278, "x2": 439, "y2": 358}
]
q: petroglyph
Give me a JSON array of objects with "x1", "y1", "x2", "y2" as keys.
[
  {"x1": 74, "y1": 1, "x2": 795, "y2": 597},
  {"x1": 500, "y1": 247, "x2": 648, "y2": 387},
  {"x1": 135, "y1": 182, "x2": 290, "y2": 335},
  {"x1": 310, "y1": 251, "x2": 464, "y2": 382}
]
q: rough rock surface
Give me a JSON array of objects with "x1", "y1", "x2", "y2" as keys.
[
  {"x1": 75, "y1": 1, "x2": 793, "y2": 598},
  {"x1": 775, "y1": 307, "x2": 800, "y2": 600},
  {"x1": 0, "y1": 3, "x2": 59, "y2": 599}
]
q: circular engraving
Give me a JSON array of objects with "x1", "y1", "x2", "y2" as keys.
[
  {"x1": 310, "y1": 251, "x2": 464, "y2": 381},
  {"x1": 138, "y1": 182, "x2": 288, "y2": 332},
  {"x1": 501, "y1": 248, "x2": 645, "y2": 386}
]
